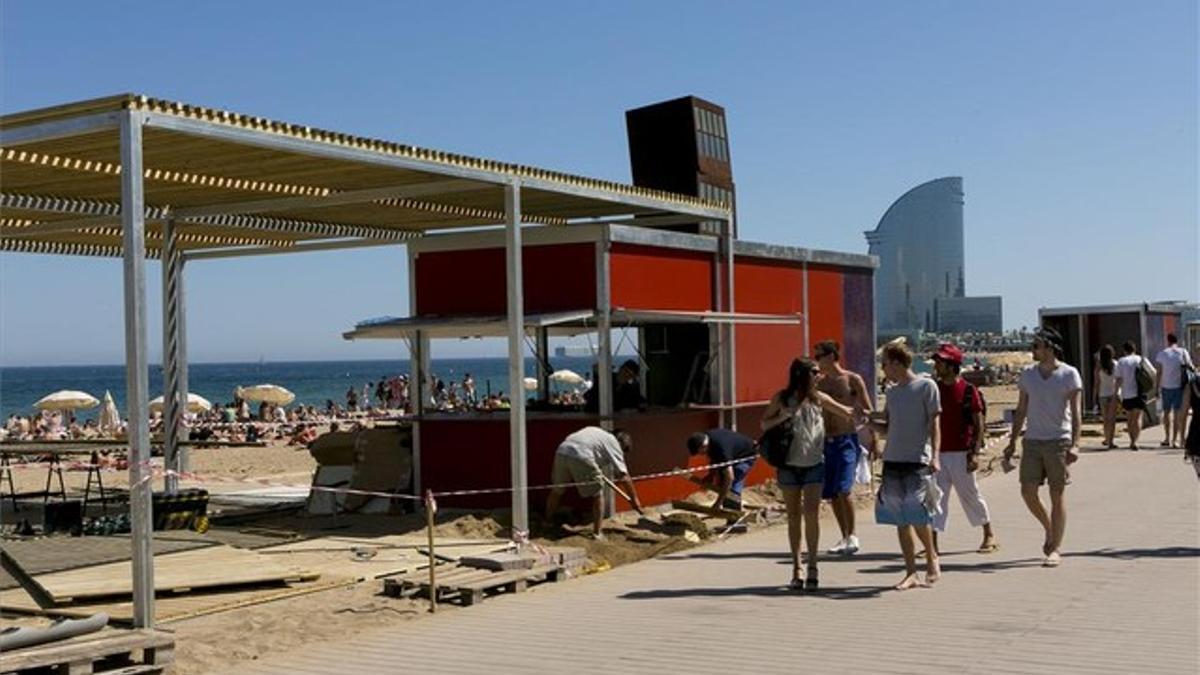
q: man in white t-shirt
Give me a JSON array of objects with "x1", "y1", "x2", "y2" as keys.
[
  {"x1": 1002, "y1": 326, "x2": 1082, "y2": 568},
  {"x1": 1114, "y1": 341, "x2": 1148, "y2": 450},
  {"x1": 1156, "y1": 333, "x2": 1194, "y2": 449}
]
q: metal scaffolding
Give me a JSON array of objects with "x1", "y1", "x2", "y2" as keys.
[{"x1": 0, "y1": 93, "x2": 732, "y2": 627}]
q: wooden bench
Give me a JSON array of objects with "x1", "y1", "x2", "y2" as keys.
[{"x1": 0, "y1": 628, "x2": 174, "y2": 674}]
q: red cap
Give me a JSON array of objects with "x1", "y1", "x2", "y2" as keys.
[{"x1": 933, "y1": 343, "x2": 964, "y2": 365}]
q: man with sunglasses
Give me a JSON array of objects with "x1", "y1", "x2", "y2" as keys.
[{"x1": 1002, "y1": 327, "x2": 1082, "y2": 568}]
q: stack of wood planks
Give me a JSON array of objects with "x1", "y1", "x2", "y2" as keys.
[{"x1": 0, "y1": 537, "x2": 332, "y2": 625}]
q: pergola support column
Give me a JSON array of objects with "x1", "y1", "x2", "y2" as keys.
[
  {"x1": 162, "y1": 216, "x2": 189, "y2": 492},
  {"x1": 504, "y1": 182, "x2": 529, "y2": 538},
  {"x1": 120, "y1": 110, "x2": 155, "y2": 628},
  {"x1": 596, "y1": 235, "x2": 613, "y2": 429},
  {"x1": 724, "y1": 218, "x2": 737, "y2": 430}
]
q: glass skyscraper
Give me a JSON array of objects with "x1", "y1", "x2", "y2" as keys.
[{"x1": 865, "y1": 177, "x2": 965, "y2": 334}]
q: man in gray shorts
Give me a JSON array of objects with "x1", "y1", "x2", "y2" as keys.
[
  {"x1": 545, "y1": 426, "x2": 644, "y2": 537},
  {"x1": 1002, "y1": 327, "x2": 1082, "y2": 568}
]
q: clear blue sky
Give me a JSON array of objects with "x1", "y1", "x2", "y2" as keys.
[{"x1": 1, "y1": 1, "x2": 1196, "y2": 365}]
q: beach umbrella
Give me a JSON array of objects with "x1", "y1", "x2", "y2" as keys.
[
  {"x1": 550, "y1": 369, "x2": 585, "y2": 387},
  {"x1": 523, "y1": 377, "x2": 539, "y2": 391},
  {"x1": 98, "y1": 391, "x2": 120, "y2": 432},
  {"x1": 149, "y1": 393, "x2": 213, "y2": 414},
  {"x1": 34, "y1": 390, "x2": 99, "y2": 411},
  {"x1": 235, "y1": 384, "x2": 295, "y2": 406}
]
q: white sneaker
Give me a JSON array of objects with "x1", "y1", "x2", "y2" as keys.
[
  {"x1": 845, "y1": 535, "x2": 861, "y2": 555},
  {"x1": 827, "y1": 538, "x2": 847, "y2": 555}
]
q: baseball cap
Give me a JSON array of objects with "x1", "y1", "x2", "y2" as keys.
[{"x1": 932, "y1": 343, "x2": 964, "y2": 365}]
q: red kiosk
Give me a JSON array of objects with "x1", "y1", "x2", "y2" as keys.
[{"x1": 347, "y1": 223, "x2": 876, "y2": 513}]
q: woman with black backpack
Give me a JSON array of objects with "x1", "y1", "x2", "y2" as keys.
[
  {"x1": 1182, "y1": 353, "x2": 1200, "y2": 478},
  {"x1": 760, "y1": 358, "x2": 857, "y2": 591}
]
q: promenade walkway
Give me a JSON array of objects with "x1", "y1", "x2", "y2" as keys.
[{"x1": 239, "y1": 432, "x2": 1199, "y2": 674}]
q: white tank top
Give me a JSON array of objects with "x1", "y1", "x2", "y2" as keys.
[
  {"x1": 1097, "y1": 367, "x2": 1117, "y2": 397},
  {"x1": 786, "y1": 399, "x2": 826, "y2": 468}
]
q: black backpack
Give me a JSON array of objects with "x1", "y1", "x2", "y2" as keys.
[{"x1": 758, "y1": 390, "x2": 795, "y2": 468}]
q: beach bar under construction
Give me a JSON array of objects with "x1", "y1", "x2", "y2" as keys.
[
  {"x1": 0, "y1": 93, "x2": 874, "y2": 631},
  {"x1": 345, "y1": 224, "x2": 876, "y2": 510}
]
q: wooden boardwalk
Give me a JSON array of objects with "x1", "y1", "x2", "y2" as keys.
[{"x1": 237, "y1": 428, "x2": 1199, "y2": 674}]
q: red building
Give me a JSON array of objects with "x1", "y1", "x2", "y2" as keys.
[{"x1": 348, "y1": 223, "x2": 876, "y2": 511}]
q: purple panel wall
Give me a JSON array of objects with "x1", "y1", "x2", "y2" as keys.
[{"x1": 842, "y1": 268, "x2": 876, "y2": 396}]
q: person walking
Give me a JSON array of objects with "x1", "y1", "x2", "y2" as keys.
[
  {"x1": 1115, "y1": 341, "x2": 1148, "y2": 450},
  {"x1": 930, "y1": 343, "x2": 998, "y2": 555},
  {"x1": 867, "y1": 342, "x2": 941, "y2": 591},
  {"x1": 1181, "y1": 351, "x2": 1200, "y2": 477},
  {"x1": 812, "y1": 339, "x2": 875, "y2": 556},
  {"x1": 761, "y1": 358, "x2": 856, "y2": 591},
  {"x1": 1093, "y1": 345, "x2": 1120, "y2": 449},
  {"x1": 1002, "y1": 327, "x2": 1082, "y2": 568},
  {"x1": 1155, "y1": 333, "x2": 1194, "y2": 449}
]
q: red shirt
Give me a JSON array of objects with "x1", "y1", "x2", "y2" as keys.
[{"x1": 937, "y1": 379, "x2": 984, "y2": 452}]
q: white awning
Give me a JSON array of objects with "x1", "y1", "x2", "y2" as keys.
[{"x1": 345, "y1": 308, "x2": 802, "y2": 340}]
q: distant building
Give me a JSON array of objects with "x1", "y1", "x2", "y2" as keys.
[
  {"x1": 865, "y1": 177, "x2": 965, "y2": 335},
  {"x1": 935, "y1": 296, "x2": 1003, "y2": 333}
]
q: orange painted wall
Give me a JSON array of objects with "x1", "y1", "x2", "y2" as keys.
[
  {"x1": 806, "y1": 264, "x2": 846, "y2": 356},
  {"x1": 733, "y1": 257, "x2": 807, "y2": 402},
  {"x1": 610, "y1": 243, "x2": 714, "y2": 311}
]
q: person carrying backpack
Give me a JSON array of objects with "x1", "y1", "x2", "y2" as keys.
[
  {"x1": 930, "y1": 343, "x2": 999, "y2": 555},
  {"x1": 1115, "y1": 341, "x2": 1155, "y2": 450}
]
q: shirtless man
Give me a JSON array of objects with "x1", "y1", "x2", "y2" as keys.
[{"x1": 814, "y1": 339, "x2": 875, "y2": 555}]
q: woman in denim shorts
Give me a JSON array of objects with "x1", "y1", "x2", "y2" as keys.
[{"x1": 762, "y1": 358, "x2": 857, "y2": 591}]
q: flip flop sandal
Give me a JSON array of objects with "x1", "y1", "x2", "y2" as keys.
[
  {"x1": 789, "y1": 577, "x2": 805, "y2": 591},
  {"x1": 977, "y1": 543, "x2": 1000, "y2": 554},
  {"x1": 805, "y1": 567, "x2": 819, "y2": 591}
]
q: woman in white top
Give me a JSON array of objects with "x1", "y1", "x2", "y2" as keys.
[
  {"x1": 1093, "y1": 344, "x2": 1119, "y2": 449},
  {"x1": 762, "y1": 358, "x2": 857, "y2": 591}
]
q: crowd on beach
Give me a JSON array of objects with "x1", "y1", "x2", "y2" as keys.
[{"x1": 546, "y1": 329, "x2": 1199, "y2": 593}]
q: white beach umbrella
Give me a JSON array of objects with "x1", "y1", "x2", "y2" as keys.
[
  {"x1": 98, "y1": 390, "x2": 120, "y2": 432},
  {"x1": 549, "y1": 369, "x2": 586, "y2": 387},
  {"x1": 523, "y1": 377, "x2": 539, "y2": 391},
  {"x1": 149, "y1": 393, "x2": 213, "y2": 414},
  {"x1": 34, "y1": 390, "x2": 99, "y2": 411},
  {"x1": 235, "y1": 384, "x2": 296, "y2": 406}
]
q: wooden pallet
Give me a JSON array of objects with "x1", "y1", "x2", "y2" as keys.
[
  {"x1": 0, "y1": 628, "x2": 173, "y2": 674},
  {"x1": 382, "y1": 563, "x2": 568, "y2": 606}
]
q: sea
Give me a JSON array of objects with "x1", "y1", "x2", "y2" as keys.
[{"x1": 0, "y1": 356, "x2": 599, "y2": 421}]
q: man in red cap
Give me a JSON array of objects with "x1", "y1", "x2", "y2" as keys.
[{"x1": 931, "y1": 343, "x2": 999, "y2": 555}]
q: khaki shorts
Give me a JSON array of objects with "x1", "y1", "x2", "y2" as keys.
[
  {"x1": 551, "y1": 452, "x2": 603, "y2": 498},
  {"x1": 1019, "y1": 438, "x2": 1072, "y2": 489}
]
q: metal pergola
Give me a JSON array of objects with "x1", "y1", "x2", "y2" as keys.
[{"x1": 0, "y1": 93, "x2": 732, "y2": 627}]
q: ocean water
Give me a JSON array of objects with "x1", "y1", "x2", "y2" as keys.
[{"x1": 0, "y1": 356, "x2": 599, "y2": 421}]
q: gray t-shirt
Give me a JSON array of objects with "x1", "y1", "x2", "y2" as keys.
[
  {"x1": 883, "y1": 376, "x2": 941, "y2": 464},
  {"x1": 1018, "y1": 362, "x2": 1082, "y2": 441},
  {"x1": 556, "y1": 426, "x2": 629, "y2": 477}
]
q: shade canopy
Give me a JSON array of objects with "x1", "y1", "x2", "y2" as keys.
[
  {"x1": 149, "y1": 392, "x2": 212, "y2": 414},
  {"x1": 235, "y1": 384, "x2": 295, "y2": 405},
  {"x1": 34, "y1": 390, "x2": 99, "y2": 411},
  {"x1": 0, "y1": 94, "x2": 730, "y2": 260}
]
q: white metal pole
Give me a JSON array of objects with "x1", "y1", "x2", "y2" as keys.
[
  {"x1": 725, "y1": 219, "x2": 737, "y2": 430},
  {"x1": 596, "y1": 237, "x2": 613, "y2": 430},
  {"x1": 121, "y1": 110, "x2": 155, "y2": 628},
  {"x1": 161, "y1": 216, "x2": 185, "y2": 493},
  {"x1": 504, "y1": 182, "x2": 529, "y2": 536}
]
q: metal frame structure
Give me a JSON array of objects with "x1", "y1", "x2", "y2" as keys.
[{"x1": 0, "y1": 94, "x2": 732, "y2": 628}]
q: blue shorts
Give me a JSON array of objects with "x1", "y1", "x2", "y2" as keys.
[
  {"x1": 777, "y1": 463, "x2": 824, "y2": 488},
  {"x1": 822, "y1": 433, "x2": 860, "y2": 499},
  {"x1": 1162, "y1": 387, "x2": 1184, "y2": 412},
  {"x1": 875, "y1": 462, "x2": 934, "y2": 527}
]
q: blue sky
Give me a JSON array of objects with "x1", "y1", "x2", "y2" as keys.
[{"x1": 1, "y1": 1, "x2": 1196, "y2": 365}]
